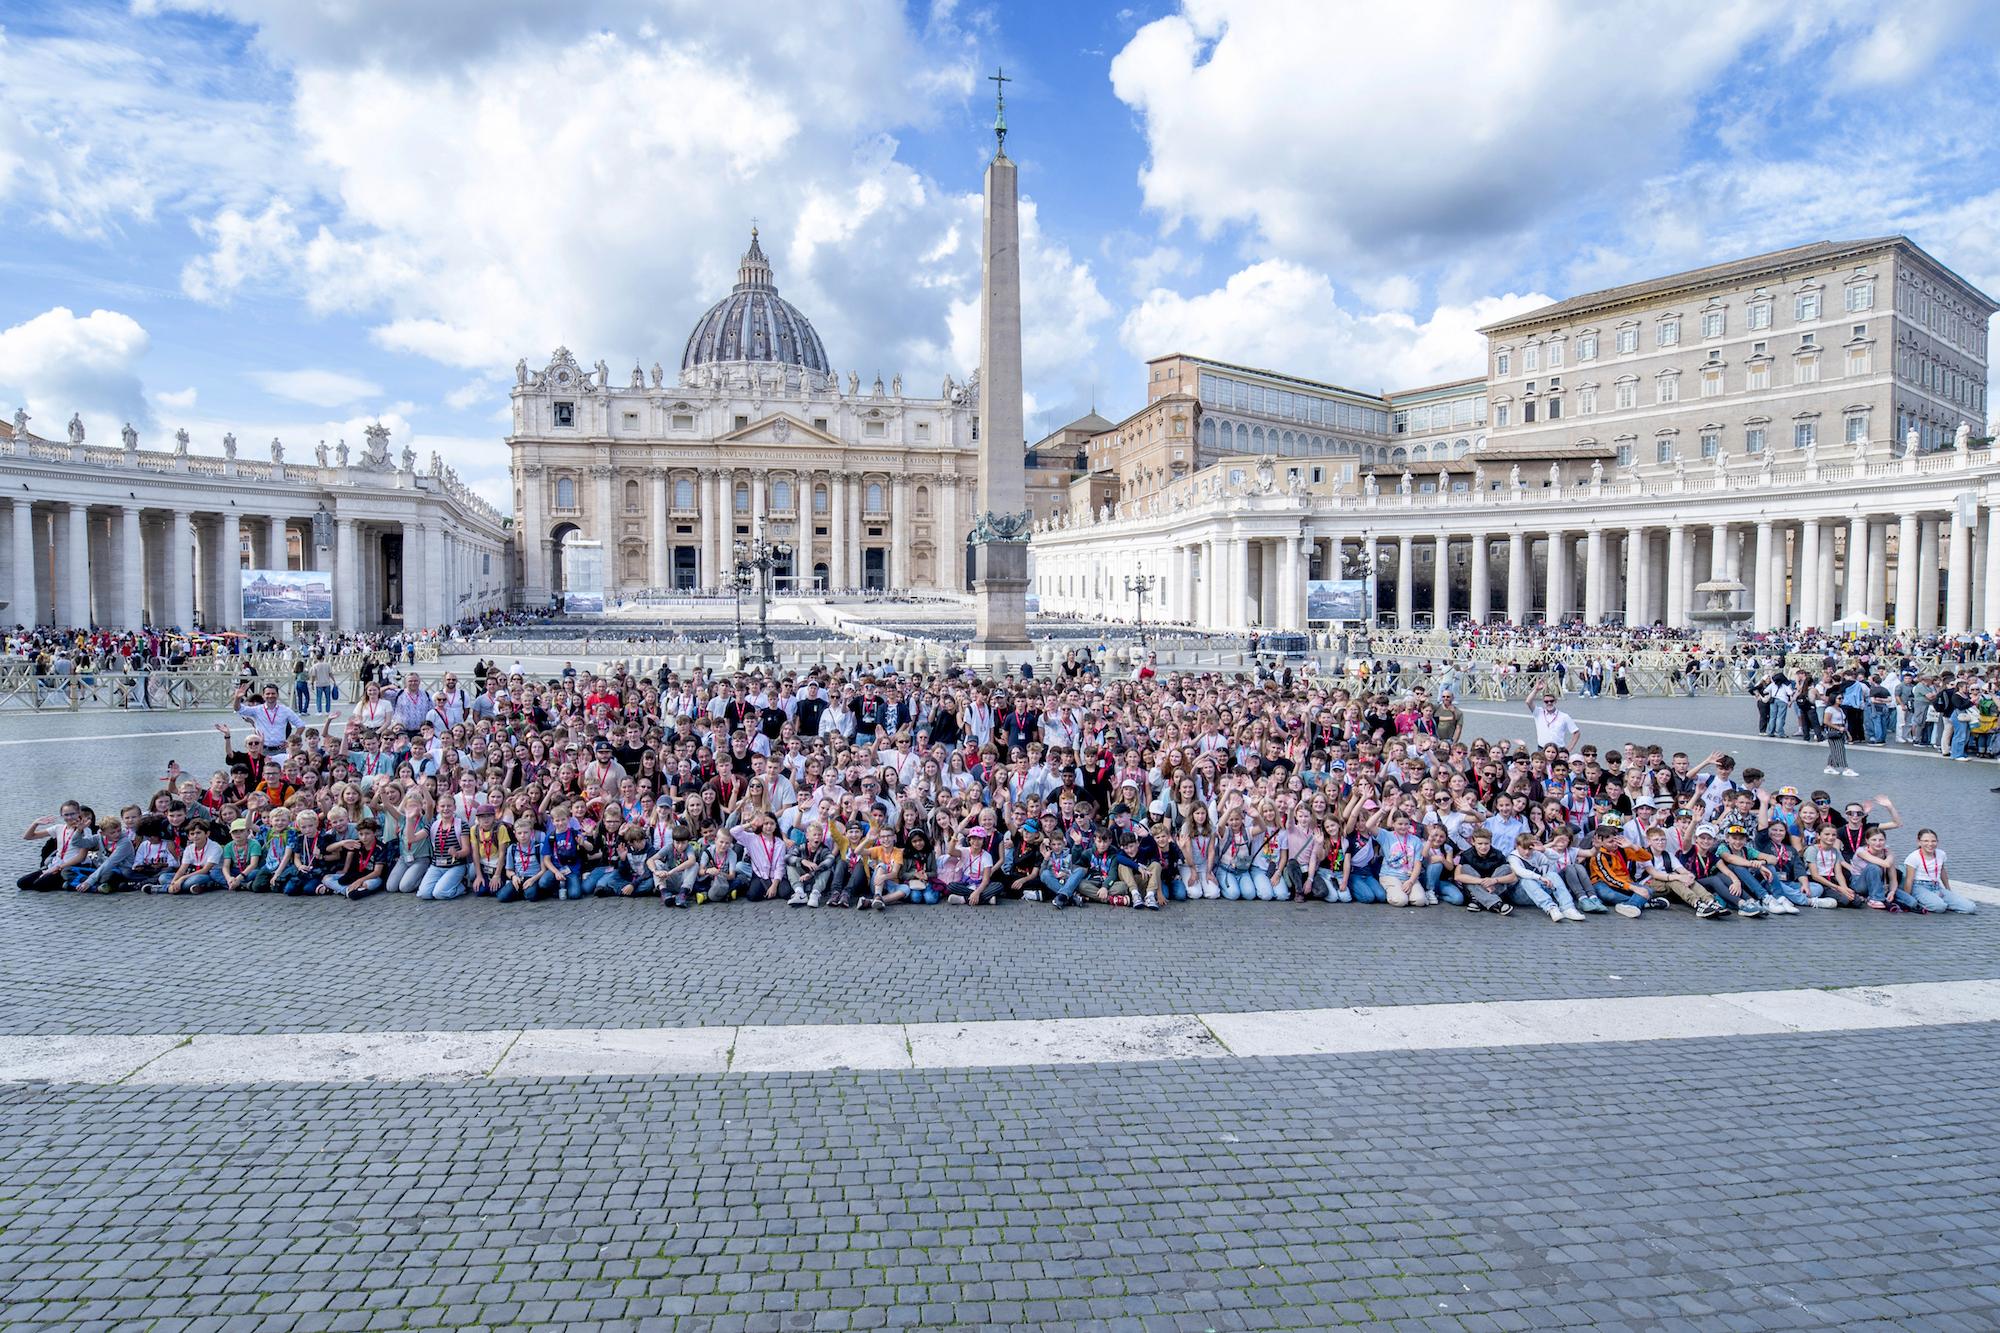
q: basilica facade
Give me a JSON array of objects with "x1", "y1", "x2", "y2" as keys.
[{"x1": 508, "y1": 230, "x2": 979, "y2": 602}]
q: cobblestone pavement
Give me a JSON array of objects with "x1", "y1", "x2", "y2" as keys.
[{"x1": 3, "y1": 1024, "x2": 1997, "y2": 1332}]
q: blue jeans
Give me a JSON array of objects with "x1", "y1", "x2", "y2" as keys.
[
  {"x1": 497, "y1": 870, "x2": 556, "y2": 903},
  {"x1": 1347, "y1": 872, "x2": 1385, "y2": 904},
  {"x1": 583, "y1": 866, "x2": 627, "y2": 897},
  {"x1": 1311, "y1": 867, "x2": 1350, "y2": 902},
  {"x1": 1864, "y1": 703, "x2": 1889, "y2": 744},
  {"x1": 1951, "y1": 718, "x2": 1972, "y2": 758},
  {"x1": 314, "y1": 685, "x2": 335, "y2": 714},
  {"x1": 1040, "y1": 864, "x2": 1086, "y2": 903},
  {"x1": 1510, "y1": 869, "x2": 1575, "y2": 913},
  {"x1": 417, "y1": 863, "x2": 468, "y2": 899},
  {"x1": 1909, "y1": 881, "x2": 1978, "y2": 913}
]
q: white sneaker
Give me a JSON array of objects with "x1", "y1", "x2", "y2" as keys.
[
  {"x1": 1144, "y1": 892, "x2": 1160, "y2": 910},
  {"x1": 1022, "y1": 889, "x2": 1042, "y2": 901},
  {"x1": 807, "y1": 888, "x2": 822, "y2": 908},
  {"x1": 1842, "y1": 768, "x2": 1860, "y2": 776},
  {"x1": 1823, "y1": 766, "x2": 1840, "y2": 774},
  {"x1": 1953, "y1": 756, "x2": 1971, "y2": 762},
  {"x1": 1614, "y1": 902, "x2": 1641, "y2": 919},
  {"x1": 1811, "y1": 896, "x2": 1838, "y2": 908},
  {"x1": 1563, "y1": 906, "x2": 1586, "y2": 922},
  {"x1": 787, "y1": 887, "x2": 807, "y2": 907},
  {"x1": 1546, "y1": 905, "x2": 1564, "y2": 923}
]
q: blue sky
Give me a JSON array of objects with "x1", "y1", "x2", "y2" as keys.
[{"x1": 3, "y1": 0, "x2": 1998, "y2": 506}]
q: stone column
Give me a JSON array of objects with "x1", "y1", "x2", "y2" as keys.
[
  {"x1": 649, "y1": 469, "x2": 670, "y2": 589},
  {"x1": 1947, "y1": 505, "x2": 1973, "y2": 634},
  {"x1": 1708, "y1": 522, "x2": 1728, "y2": 582},
  {"x1": 169, "y1": 509, "x2": 195, "y2": 629},
  {"x1": 1505, "y1": 531, "x2": 1527, "y2": 623},
  {"x1": 751, "y1": 469, "x2": 768, "y2": 527},
  {"x1": 593, "y1": 464, "x2": 614, "y2": 550},
  {"x1": 1895, "y1": 511, "x2": 1921, "y2": 630},
  {"x1": 968, "y1": 132, "x2": 1032, "y2": 663},
  {"x1": 1866, "y1": 520, "x2": 1889, "y2": 622},
  {"x1": 1815, "y1": 524, "x2": 1837, "y2": 628},
  {"x1": 119, "y1": 506, "x2": 144, "y2": 630},
  {"x1": 827, "y1": 473, "x2": 847, "y2": 591},
  {"x1": 1918, "y1": 519, "x2": 1940, "y2": 632},
  {"x1": 519, "y1": 464, "x2": 545, "y2": 601},
  {"x1": 58, "y1": 503, "x2": 90, "y2": 628},
  {"x1": 219, "y1": 511, "x2": 242, "y2": 630},
  {"x1": 1432, "y1": 535, "x2": 1450, "y2": 626},
  {"x1": 1547, "y1": 531, "x2": 1570, "y2": 623},
  {"x1": 1795, "y1": 520, "x2": 1818, "y2": 629},
  {"x1": 889, "y1": 474, "x2": 909, "y2": 590},
  {"x1": 1280, "y1": 534, "x2": 1303, "y2": 630},
  {"x1": 1666, "y1": 525, "x2": 1688, "y2": 629},
  {"x1": 10, "y1": 499, "x2": 37, "y2": 628},
  {"x1": 1468, "y1": 534, "x2": 1490, "y2": 625},
  {"x1": 1583, "y1": 529, "x2": 1604, "y2": 624},
  {"x1": 425, "y1": 523, "x2": 448, "y2": 630},
  {"x1": 1983, "y1": 505, "x2": 2000, "y2": 633},
  {"x1": 1396, "y1": 535, "x2": 1414, "y2": 628},
  {"x1": 1843, "y1": 515, "x2": 1869, "y2": 620},
  {"x1": 1624, "y1": 524, "x2": 1646, "y2": 625},
  {"x1": 1750, "y1": 521, "x2": 1774, "y2": 631},
  {"x1": 936, "y1": 477, "x2": 960, "y2": 593}
]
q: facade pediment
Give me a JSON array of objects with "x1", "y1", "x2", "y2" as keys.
[{"x1": 717, "y1": 412, "x2": 842, "y2": 448}]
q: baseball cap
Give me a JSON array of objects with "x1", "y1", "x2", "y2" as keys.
[
  {"x1": 1694, "y1": 823, "x2": 1719, "y2": 838},
  {"x1": 968, "y1": 826, "x2": 990, "y2": 840},
  {"x1": 476, "y1": 803, "x2": 497, "y2": 816},
  {"x1": 230, "y1": 819, "x2": 248, "y2": 833}
]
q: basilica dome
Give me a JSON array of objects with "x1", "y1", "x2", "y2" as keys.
[{"x1": 680, "y1": 228, "x2": 830, "y2": 375}]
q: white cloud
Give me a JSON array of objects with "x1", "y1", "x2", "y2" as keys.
[
  {"x1": 1121, "y1": 260, "x2": 1547, "y2": 393},
  {"x1": 246, "y1": 368, "x2": 384, "y2": 407},
  {"x1": 155, "y1": 386, "x2": 198, "y2": 410},
  {"x1": 0, "y1": 306, "x2": 153, "y2": 444}
]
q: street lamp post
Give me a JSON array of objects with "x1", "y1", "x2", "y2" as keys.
[
  {"x1": 1124, "y1": 572, "x2": 1159, "y2": 644},
  {"x1": 735, "y1": 516, "x2": 791, "y2": 663}
]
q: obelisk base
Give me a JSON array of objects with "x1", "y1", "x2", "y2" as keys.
[{"x1": 966, "y1": 538, "x2": 1035, "y2": 674}]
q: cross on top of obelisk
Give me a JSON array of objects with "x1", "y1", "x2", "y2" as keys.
[{"x1": 990, "y1": 66, "x2": 1010, "y2": 156}]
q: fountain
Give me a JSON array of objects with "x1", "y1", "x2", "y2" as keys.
[{"x1": 1687, "y1": 576, "x2": 1752, "y2": 646}]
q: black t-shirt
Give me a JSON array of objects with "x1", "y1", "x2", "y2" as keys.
[
  {"x1": 759, "y1": 705, "x2": 787, "y2": 741},
  {"x1": 851, "y1": 696, "x2": 883, "y2": 738},
  {"x1": 1459, "y1": 846, "x2": 1508, "y2": 878},
  {"x1": 794, "y1": 696, "x2": 827, "y2": 735}
]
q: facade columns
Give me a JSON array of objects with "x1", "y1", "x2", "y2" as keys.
[
  {"x1": 1843, "y1": 515, "x2": 1868, "y2": 620},
  {"x1": 266, "y1": 517, "x2": 289, "y2": 570},
  {"x1": 1984, "y1": 505, "x2": 2000, "y2": 632},
  {"x1": 1798, "y1": 519, "x2": 1821, "y2": 629},
  {"x1": 1468, "y1": 534, "x2": 1490, "y2": 625},
  {"x1": 120, "y1": 506, "x2": 144, "y2": 630},
  {"x1": 60, "y1": 503, "x2": 90, "y2": 628},
  {"x1": 1396, "y1": 535, "x2": 1414, "y2": 628},
  {"x1": 1505, "y1": 531, "x2": 1527, "y2": 624},
  {"x1": 11, "y1": 498, "x2": 37, "y2": 628},
  {"x1": 1431, "y1": 535, "x2": 1450, "y2": 626},
  {"x1": 1918, "y1": 519, "x2": 1940, "y2": 632},
  {"x1": 1866, "y1": 520, "x2": 1889, "y2": 622},
  {"x1": 1547, "y1": 531, "x2": 1570, "y2": 623},
  {"x1": 1895, "y1": 512, "x2": 1921, "y2": 630},
  {"x1": 751, "y1": 469, "x2": 768, "y2": 527},
  {"x1": 1816, "y1": 523, "x2": 1838, "y2": 627},
  {"x1": 1624, "y1": 524, "x2": 1646, "y2": 625},
  {"x1": 649, "y1": 470, "x2": 670, "y2": 589},
  {"x1": 828, "y1": 474, "x2": 848, "y2": 590},
  {"x1": 520, "y1": 466, "x2": 545, "y2": 600},
  {"x1": 1947, "y1": 505, "x2": 1973, "y2": 634},
  {"x1": 1583, "y1": 529, "x2": 1605, "y2": 625},
  {"x1": 1751, "y1": 520, "x2": 1774, "y2": 631},
  {"x1": 1666, "y1": 525, "x2": 1688, "y2": 629},
  {"x1": 937, "y1": 477, "x2": 960, "y2": 593},
  {"x1": 889, "y1": 475, "x2": 909, "y2": 590},
  {"x1": 170, "y1": 509, "x2": 195, "y2": 629},
  {"x1": 219, "y1": 511, "x2": 242, "y2": 630},
  {"x1": 1281, "y1": 534, "x2": 1303, "y2": 631},
  {"x1": 334, "y1": 518, "x2": 360, "y2": 632}
]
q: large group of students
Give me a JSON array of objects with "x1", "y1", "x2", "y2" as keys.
[{"x1": 14, "y1": 654, "x2": 1979, "y2": 920}]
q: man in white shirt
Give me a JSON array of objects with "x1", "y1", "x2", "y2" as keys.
[
  {"x1": 1529, "y1": 692, "x2": 1581, "y2": 752},
  {"x1": 232, "y1": 682, "x2": 307, "y2": 747}
]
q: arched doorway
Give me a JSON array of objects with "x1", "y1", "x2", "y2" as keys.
[
  {"x1": 812, "y1": 561, "x2": 829, "y2": 591},
  {"x1": 548, "y1": 521, "x2": 580, "y2": 604}
]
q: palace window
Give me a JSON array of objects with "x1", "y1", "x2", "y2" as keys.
[
  {"x1": 1547, "y1": 341, "x2": 1564, "y2": 368},
  {"x1": 1795, "y1": 291, "x2": 1821, "y2": 321},
  {"x1": 1794, "y1": 422, "x2": 1817, "y2": 449},
  {"x1": 1577, "y1": 333, "x2": 1598, "y2": 361},
  {"x1": 813, "y1": 485, "x2": 828, "y2": 513},
  {"x1": 671, "y1": 412, "x2": 694, "y2": 431},
  {"x1": 1524, "y1": 344, "x2": 1540, "y2": 371},
  {"x1": 1578, "y1": 386, "x2": 1598, "y2": 415},
  {"x1": 1845, "y1": 346, "x2": 1871, "y2": 376},
  {"x1": 864, "y1": 420, "x2": 886, "y2": 438},
  {"x1": 734, "y1": 482, "x2": 749, "y2": 512},
  {"x1": 1700, "y1": 431, "x2": 1719, "y2": 459},
  {"x1": 1795, "y1": 355, "x2": 1819, "y2": 385},
  {"x1": 1746, "y1": 426, "x2": 1766, "y2": 453},
  {"x1": 1494, "y1": 403, "x2": 1510, "y2": 427},
  {"x1": 554, "y1": 477, "x2": 576, "y2": 509},
  {"x1": 1657, "y1": 318, "x2": 1680, "y2": 348},
  {"x1": 553, "y1": 401, "x2": 575, "y2": 427},
  {"x1": 772, "y1": 479, "x2": 793, "y2": 511},
  {"x1": 1748, "y1": 301, "x2": 1772, "y2": 330},
  {"x1": 1701, "y1": 311, "x2": 1725, "y2": 339},
  {"x1": 865, "y1": 482, "x2": 885, "y2": 512},
  {"x1": 674, "y1": 476, "x2": 694, "y2": 508},
  {"x1": 1656, "y1": 439, "x2": 1673, "y2": 464},
  {"x1": 1846, "y1": 281, "x2": 1874, "y2": 311},
  {"x1": 1616, "y1": 327, "x2": 1638, "y2": 355},
  {"x1": 1614, "y1": 379, "x2": 1637, "y2": 410},
  {"x1": 1845, "y1": 412, "x2": 1870, "y2": 444},
  {"x1": 1656, "y1": 373, "x2": 1680, "y2": 404},
  {"x1": 1615, "y1": 442, "x2": 1634, "y2": 467}
]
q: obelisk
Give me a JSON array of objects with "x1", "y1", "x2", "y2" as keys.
[{"x1": 967, "y1": 67, "x2": 1034, "y2": 672}]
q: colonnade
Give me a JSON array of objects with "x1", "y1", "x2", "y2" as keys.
[{"x1": 1033, "y1": 480, "x2": 2000, "y2": 635}]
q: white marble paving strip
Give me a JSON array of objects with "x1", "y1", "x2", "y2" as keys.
[
  {"x1": 905, "y1": 1015, "x2": 1226, "y2": 1068},
  {"x1": 499, "y1": 1026, "x2": 734, "y2": 1078},
  {"x1": 4, "y1": 979, "x2": 1999, "y2": 1086},
  {"x1": 125, "y1": 1029, "x2": 517, "y2": 1085}
]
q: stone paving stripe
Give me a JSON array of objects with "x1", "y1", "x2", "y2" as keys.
[
  {"x1": 499, "y1": 1024, "x2": 735, "y2": 1077},
  {"x1": 1460, "y1": 705, "x2": 1969, "y2": 761},
  {"x1": 729, "y1": 1021, "x2": 914, "y2": 1072},
  {"x1": 128, "y1": 1028, "x2": 517, "y2": 1085},
  {"x1": 903, "y1": 1014, "x2": 1227, "y2": 1067},
  {"x1": 0, "y1": 1033, "x2": 189, "y2": 1083},
  {"x1": 4, "y1": 978, "x2": 1997, "y2": 1085}
]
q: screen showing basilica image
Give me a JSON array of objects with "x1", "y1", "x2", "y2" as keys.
[
  {"x1": 1306, "y1": 579, "x2": 1367, "y2": 622},
  {"x1": 242, "y1": 569, "x2": 333, "y2": 622}
]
